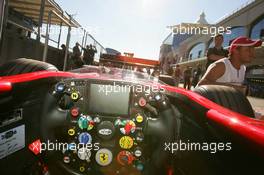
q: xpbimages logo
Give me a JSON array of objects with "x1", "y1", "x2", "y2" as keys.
[
  {"x1": 164, "y1": 140, "x2": 232, "y2": 154},
  {"x1": 28, "y1": 140, "x2": 100, "y2": 155},
  {"x1": 172, "y1": 24, "x2": 232, "y2": 37},
  {"x1": 98, "y1": 82, "x2": 165, "y2": 96}
]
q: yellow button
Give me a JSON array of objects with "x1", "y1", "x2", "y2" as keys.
[
  {"x1": 88, "y1": 124, "x2": 94, "y2": 131},
  {"x1": 119, "y1": 136, "x2": 134, "y2": 149},
  {"x1": 79, "y1": 166, "x2": 85, "y2": 172},
  {"x1": 71, "y1": 92, "x2": 79, "y2": 100},
  {"x1": 68, "y1": 128, "x2": 75, "y2": 136},
  {"x1": 136, "y1": 115, "x2": 144, "y2": 123}
]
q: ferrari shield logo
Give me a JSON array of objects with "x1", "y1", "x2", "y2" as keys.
[
  {"x1": 99, "y1": 153, "x2": 109, "y2": 163},
  {"x1": 96, "y1": 148, "x2": 113, "y2": 166}
]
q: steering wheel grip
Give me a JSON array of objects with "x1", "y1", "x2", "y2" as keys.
[
  {"x1": 144, "y1": 97, "x2": 177, "y2": 173},
  {"x1": 41, "y1": 93, "x2": 70, "y2": 142}
]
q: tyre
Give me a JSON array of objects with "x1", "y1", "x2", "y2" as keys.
[
  {"x1": 193, "y1": 85, "x2": 255, "y2": 118},
  {"x1": 0, "y1": 58, "x2": 58, "y2": 76}
]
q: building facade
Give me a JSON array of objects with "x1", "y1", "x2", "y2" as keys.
[{"x1": 160, "y1": 0, "x2": 264, "y2": 74}]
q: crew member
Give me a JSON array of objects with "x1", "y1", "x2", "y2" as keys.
[{"x1": 206, "y1": 34, "x2": 229, "y2": 69}]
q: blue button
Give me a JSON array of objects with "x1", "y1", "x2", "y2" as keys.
[
  {"x1": 78, "y1": 132, "x2": 92, "y2": 144},
  {"x1": 56, "y1": 83, "x2": 65, "y2": 92}
]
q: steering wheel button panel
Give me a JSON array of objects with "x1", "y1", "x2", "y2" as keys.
[
  {"x1": 47, "y1": 80, "x2": 172, "y2": 174},
  {"x1": 119, "y1": 136, "x2": 134, "y2": 149},
  {"x1": 78, "y1": 132, "x2": 92, "y2": 144},
  {"x1": 95, "y1": 148, "x2": 113, "y2": 166}
]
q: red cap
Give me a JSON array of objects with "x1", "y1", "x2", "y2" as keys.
[{"x1": 229, "y1": 37, "x2": 262, "y2": 53}]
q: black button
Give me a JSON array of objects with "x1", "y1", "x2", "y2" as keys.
[{"x1": 97, "y1": 121, "x2": 115, "y2": 140}]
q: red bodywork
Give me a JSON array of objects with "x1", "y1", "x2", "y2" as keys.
[{"x1": 1, "y1": 70, "x2": 264, "y2": 153}]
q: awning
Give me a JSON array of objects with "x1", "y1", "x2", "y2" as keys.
[
  {"x1": 100, "y1": 55, "x2": 160, "y2": 68},
  {"x1": 8, "y1": 0, "x2": 81, "y2": 27},
  {"x1": 116, "y1": 55, "x2": 160, "y2": 66}
]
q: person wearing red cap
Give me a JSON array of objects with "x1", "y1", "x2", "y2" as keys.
[{"x1": 197, "y1": 36, "x2": 262, "y2": 93}]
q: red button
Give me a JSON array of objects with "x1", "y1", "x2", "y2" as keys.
[
  {"x1": 138, "y1": 97, "x2": 147, "y2": 107},
  {"x1": 117, "y1": 151, "x2": 135, "y2": 165},
  {"x1": 28, "y1": 139, "x2": 41, "y2": 155},
  {"x1": 71, "y1": 108, "x2": 79, "y2": 117},
  {"x1": 124, "y1": 123, "x2": 132, "y2": 134}
]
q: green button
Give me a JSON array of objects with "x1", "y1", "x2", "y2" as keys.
[{"x1": 78, "y1": 116, "x2": 88, "y2": 129}]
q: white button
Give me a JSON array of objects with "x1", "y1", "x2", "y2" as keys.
[{"x1": 78, "y1": 148, "x2": 91, "y2": 161}]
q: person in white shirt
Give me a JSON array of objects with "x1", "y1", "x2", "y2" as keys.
[{"x1": 197, "y1": 36, "x2": 262, "y2": 93}]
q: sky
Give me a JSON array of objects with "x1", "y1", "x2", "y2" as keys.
[{"x1": 55, "y1": 0, "x2": 250, "y2": 60}]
